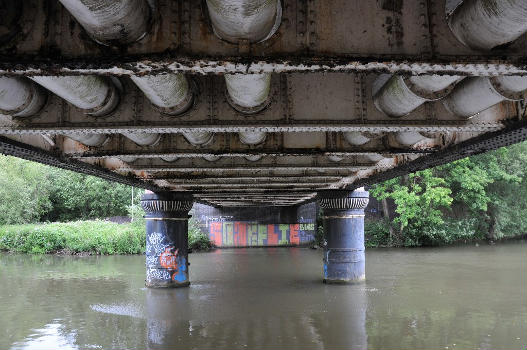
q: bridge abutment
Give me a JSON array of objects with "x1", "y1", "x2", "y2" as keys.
[
  {"x1": 141, "y1": 191, "x2": 194, "y2": 288},
  {"x1": 318, "y1": 188, "x2": 369, "y2": 284}
]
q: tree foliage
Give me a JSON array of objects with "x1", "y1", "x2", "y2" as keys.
[
  {"x1": 370, "y1": 141, "x2": 526, "y2": 246},
  {"x1": 0, "y1": 155, "x2": 141, "y2": 225}
]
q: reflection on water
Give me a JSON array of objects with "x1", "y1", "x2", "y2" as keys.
[
  {"x1": 0, "y1": 243, "x2": 525, "y2": 349},
  {"x1": 11, "y1": 322, "x2": 79, "y2": 350}
]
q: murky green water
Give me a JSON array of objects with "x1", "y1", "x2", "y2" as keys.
[{"x1": 0, "y1": 243, "x2": 525, "y2": 349}]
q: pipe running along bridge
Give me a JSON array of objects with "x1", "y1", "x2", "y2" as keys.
[{"x1": 0, "y1": 0, "x2": 526, "y2": 286}]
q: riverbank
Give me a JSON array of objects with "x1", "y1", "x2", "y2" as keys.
[{"x1": 0, "y1": 220, "x2": 213, "y2": 255}]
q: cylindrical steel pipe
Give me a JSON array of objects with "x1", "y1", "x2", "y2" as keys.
[
  {"x1": 393, "y1": 131, "x2": 427, "y2": 147},
  {"x1": 65, "y1": 133, "x2": 108, "y2": 147},
  {"x1": 239, "y1": 131, "x2": 267, "y2": 145},
  {"x1": 245, "y1": 155, "x2": 262, "y2": 162},
  {"x1": 448, "y1": 0, "x2": 527, "y2": 50},
  {"x1": 203, "y1": 155, "x2": 221, "y2": 162},
  {"x1": 318, "y1": 189, "x2": 369, "y2": 284},
  {"x1": 182, "y1": 131, "x2": 213, "y2": 146},
  {"x1": 161, "y1": 156, "x2": 178, "y2": 162},
  {"x1": 58, "y1": 0, "x2": 151, "y2": 45},
  {"x1": 120, "y1": 156, "x2": 138, "y2": 163},
  {"x1": 343, "y1": 131, "x2": 384, "y2": 146},
  {"x1": 0, "y1": 77, "x2": 47, "y2": 117},
  {"x1": 374, "y1": 75, "x2": 460, "y2": 117},
  {"x1": 122, "y1": 132, "x2": 161, "y2": 146},
  {"x1": 206, "y1": 0, "x2": 281, "y2": 43},
  {"x1": 328, "y1": 155, "x2": 343, "y2": 162},
  {"x1": 141, "y1": 191, "x2": 194, "y2": 288},
  {"x1": 30, "y1": 75, "x2": 119, "y2": 116},
  {"x1": 225, "y1": 73, "x2": 271, "y2": 113},
  {"x1": 443, "y1": 76, "x2": 527, "y2": 118},
  {"x1": 131, "y1": 74, "x2": 194, "y2": 115}
]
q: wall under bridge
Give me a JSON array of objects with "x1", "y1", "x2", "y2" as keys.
[
  {"x1": 190, "y1": 203, "x2": 318, "y2": 247},
  {"x1": 190, "y1": 199, "x2": 385, "y2": 247}
]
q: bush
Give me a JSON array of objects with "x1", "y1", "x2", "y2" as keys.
[
  {"x1": 0, "y1": 221, "x2": 145, "y2": 255},
  {"x1": 364, "y1": 220, "x2": 392, "y2": 247},
  {"x1": 188, "y1": 218, "x2": 213, "y2": 251}
]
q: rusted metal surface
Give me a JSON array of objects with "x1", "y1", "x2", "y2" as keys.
[
  {"x1": 1, "y1": 0, "x2": 526, "y2": 207},
  {"x1": 0, "y1": 0, "x2": 526, "y2": 76}
]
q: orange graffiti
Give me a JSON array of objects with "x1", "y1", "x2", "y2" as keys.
[
  {"x1": 290, "y1": 224, "x2": 300, "y2": 245},
  {"x1": 159, "y1": 247, "x2": 179, "y2": 269},
  {"x1": 267, "y1": 225, "x2": 278, "y2": 245}
]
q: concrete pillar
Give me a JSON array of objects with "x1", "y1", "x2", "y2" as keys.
[
  {"x1": 374, "y1": 75, "x2": 460, "y2": 117},
  {"x1": 122, "y1": 132, "x2": 161, "y2": 146},
  {"x1": 130, "y1": 74, "x2": 194, "y2": 115},
  {"x1": 58, "y1": 0, "x2": 151, "y2": 45},
  {"x1": 239, "y1": 131, "x2": 266, "y2": 145},
  {"x1": 0, "y1": 77, "x2": 47, "y2": 117},
  {"x1": 141, "y1": 191, "x2": 194, "y2": 288},
  {"x1": 182, "y1": 131, "x2": 213, "y2": 146},
  {"x1": 65, "y1": 132, "x2": 108, "y2": 146},
  {"x1": 30, "y1": 75, "x2": 119, "y2": 117},
  {"x1": 225, "y1": 73, "x2": 271, "y2": 113},
  {"x1": 448, "y1": 0, "x2": 527, "y2": 50},
  {"x1": 205, "y1": 0, "x2": 281, "y2": 43},
  {"x1": 318, "y1": 189, "x2": 369, "y2": 284},
  {"x1": 443, "y1": 76, "x2": 527, "y2": 118}
]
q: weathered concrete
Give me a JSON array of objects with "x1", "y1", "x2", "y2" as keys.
[
  {"x1": 30, "y1": 76, "x2": 119, "y2": 116},
  {"x1": 66, "y1": 133, "x2": 108, "y2": 147},
  {"x1": 205, "y1": 0, "x2": 281, "y2": 43},
  {"x1": 122, "y1": 132, "x2": 161, "y2": 146},
  {"x1": 448, "y1": 0, "x2": 527, "y2": 50},
  {"x1": 58, "y1": 0, "x2": 151, "y2": 45},
  {"x1": 318, "y1": 189, "x2": 369, "y2": 284},
  {"x1": 239, "y1": 131, "x2": 266, "y2": 145},
  {"x1": 182, "y1": 131, "x2": 213, "y2": 146},
  {"x1": 142, "y1": 191, "x2": 193, "y2": 288},
  {"x1": 130, "y1": 74, "x2": 193, "y2": 115},
  {"x1": 443, "y1": 76, "x2": 527, "y2": 118},
  {"x1": 225, "y1": 73, "x2": 271, "y2": 113},
  {"x1": 374, "y1": 75, "x2": 460, "y2": 117},
  {"x1": 0, "y1": 77, "x2": 46, "y2": 117}
]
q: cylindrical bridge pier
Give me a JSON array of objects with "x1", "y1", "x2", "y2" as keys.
[
  {"x1": 318, "y1": 189, "x2": 369, "y2": 284},
  {"x1": 141, "y1": 191, "x2": 194, "y2": 288}
]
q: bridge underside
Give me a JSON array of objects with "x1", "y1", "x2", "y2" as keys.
[{"x1": 1, "y1": 0, "x2": 526, "y2": 208}]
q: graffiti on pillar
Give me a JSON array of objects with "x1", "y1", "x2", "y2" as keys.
[
  {"x1": 208, "y1": 222, "x2": 315, "y2": 247},
  {"x1": 146, "y1": 231, "x2": 187, "y2": 283},
  {"x1": 159, "y1": 247, "x2": 187, "y2": 282}
]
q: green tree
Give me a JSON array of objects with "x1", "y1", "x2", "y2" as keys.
[
  {"x1": 0, "y1": 155, "x2": 52, "y2": 224},
  {"x1": 370, "y1": 169, "x2": 453, "y2": 246}
]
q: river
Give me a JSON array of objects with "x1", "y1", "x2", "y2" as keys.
[{"x1": 0, "y1": 242, "x2": 525, "y2": 349}]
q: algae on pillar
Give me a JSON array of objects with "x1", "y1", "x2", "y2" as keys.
[
  {"x1": 317, "y1": 188, "x2": 369, "y2": 284},
  {"x1": 141, "y1": 191, "x2": 194, "y2": 288}
]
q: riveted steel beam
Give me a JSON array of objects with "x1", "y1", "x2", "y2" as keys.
[{"x1": 349, "y1": 121, "x2": 527, "y2": 189}]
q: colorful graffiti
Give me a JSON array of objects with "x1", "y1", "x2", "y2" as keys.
[
  {"x1": 159, "y1": 247, "x2": 187, "y2": 282},
  {"x1": 208, "y1": 222, "x2": 316, "y2": 247},
  {"x1": 146, "y1": 231, "x2": 188, "y2": 284}
]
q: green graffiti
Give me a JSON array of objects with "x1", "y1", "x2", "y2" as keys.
[
  {"x1": 278, "y1": 224, "x2": 289, "y2": 245},
  {"x1": 248, "y1": 224, "x2": 258, "y2": 246},
  {"x1": 258, "y1": 224, "x2": 268, "y2": 245}
]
